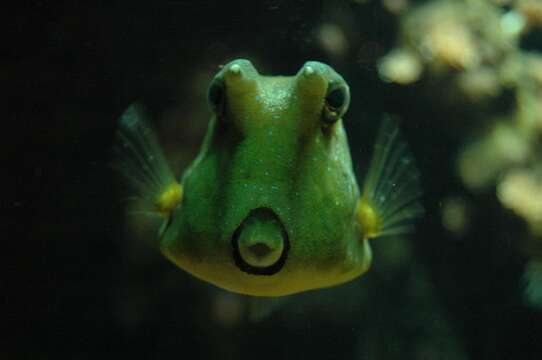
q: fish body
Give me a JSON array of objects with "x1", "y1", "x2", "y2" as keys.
[{"x1": 116, "y1": 59, "x2": 423, "y2": 297}]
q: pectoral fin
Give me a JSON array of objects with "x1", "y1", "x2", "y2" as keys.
[
  {"x1": 114, "y1": 104, "x2": 182, "y2": 220},
  {"x1": 356, "y1": 117, "x2": 424, "y2": 240}
]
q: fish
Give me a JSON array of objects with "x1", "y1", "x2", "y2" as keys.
[{"x1": 114, "y1": 59, "x2": 423, "y2": 297}]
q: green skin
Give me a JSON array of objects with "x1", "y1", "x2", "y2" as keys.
[{"x1": 161, "y1": 59, "x2": 371, "y2": 296}]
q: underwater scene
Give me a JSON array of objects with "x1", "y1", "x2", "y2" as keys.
[{"x1": 7, "y1": 0, "x2": 542, "y2": 358}]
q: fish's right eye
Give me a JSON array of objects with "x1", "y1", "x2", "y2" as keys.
[
  {"x1": 323, "y1": 83, "x2": 350, "y2": 124},
  {"x1": 208, "y1": 78, "x2": 225, "y2": 115}
]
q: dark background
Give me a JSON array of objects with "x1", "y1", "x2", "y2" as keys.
[{"x1": 5, "y1": 0, "x2": 542, "y2": 358}]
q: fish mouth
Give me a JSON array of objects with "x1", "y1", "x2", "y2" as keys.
[{"x1": 231, "y1": 207, "x2": 290, "y2": 276}]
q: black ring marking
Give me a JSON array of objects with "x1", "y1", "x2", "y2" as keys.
[{"x1": 231, "y1": 207, "x2": 290, "y2": 276}]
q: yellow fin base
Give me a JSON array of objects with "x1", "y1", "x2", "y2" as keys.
[
  {"x1": 356, "y1": 199, "x2": 382, "y2": 240},
  {"x1": 155, "y1": 183, "x2": 183, "y2": 216}
]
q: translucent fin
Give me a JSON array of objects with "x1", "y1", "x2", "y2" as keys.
[
  {"x1": 114, "y1": 103, "x2": 182, "y2": 219},
  {"x1": 357, "y1": 117, "x2": 424, "y2": 240}
]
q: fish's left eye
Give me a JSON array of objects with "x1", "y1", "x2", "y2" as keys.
[
  {"x1": 208, "y1": 77, "x2": 225, "y2": 115},
  {"x1": 323, "y1": 84, "x2": 350, "y2": 123}
]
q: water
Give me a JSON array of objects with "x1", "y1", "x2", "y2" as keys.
[{"x1": 8, "y1": 0, "x2": 542, "y2": 358}]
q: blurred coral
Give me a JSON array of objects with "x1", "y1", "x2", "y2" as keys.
[
  {"x1": 498, "y1": 168, "x2": 542, "y2": 235},
  {"x1": 379, "y1": 0, "x2": 542, "y2": 308},
  {"x1": 516, "y1": 0, "x2": 542, "y2": 29},
  {"x1": 378, "y1": 48, "x2": 422, "y2": 84}
]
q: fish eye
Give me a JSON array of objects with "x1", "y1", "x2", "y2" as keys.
[
  {"x1": 208, "y1": 78, "x2": 225, "y2": 115},
  {"x1": 323, "y1": 84, "x2": 350, "y2": 123}
]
